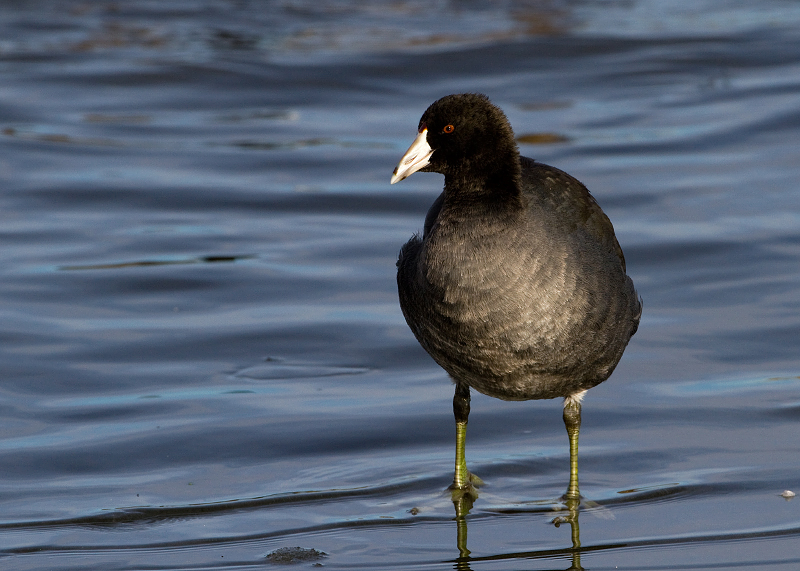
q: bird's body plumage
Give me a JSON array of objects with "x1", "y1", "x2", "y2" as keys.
[
  {"x1": 398, "y1": 157, "x2": 640, "y2": 401},
  {"x1": 391, "y1": 93, "x2": 640, "y2": 496}
]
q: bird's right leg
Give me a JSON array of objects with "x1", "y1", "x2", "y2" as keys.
[
  {"x1": 453, "y1": 382, "x2": 470, "y2": 489},
  {"x1": 451, "y1": 382, "x2": 483, "y2": 494}
]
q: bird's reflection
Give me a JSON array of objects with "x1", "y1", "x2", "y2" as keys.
[{"x1": 451, "y1": 493, "x2": 584, "y2": 571}]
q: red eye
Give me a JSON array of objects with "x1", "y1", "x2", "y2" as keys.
[{"x1": 443, "y1": 124, "x2": 454, "y2": 134}]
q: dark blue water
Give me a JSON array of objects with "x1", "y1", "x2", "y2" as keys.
[{"x1": 2, "y1": 1, "x2": 800, "y2": 569}]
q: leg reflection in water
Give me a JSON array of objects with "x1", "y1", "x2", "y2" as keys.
[
  {"x1": 551, "y1": 495, "x2": 584, "y2": 571},
  {"x1": 451, "y1": 493, "x2": 585, "y2": 571}
]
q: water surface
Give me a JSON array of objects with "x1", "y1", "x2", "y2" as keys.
[{"x1": 1, "y1": 1, "x2": 800, "y2": 569}]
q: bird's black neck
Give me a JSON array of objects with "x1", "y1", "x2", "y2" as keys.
[{"x1": 443, "y1": 166, "x2": 523, "y2": 213}]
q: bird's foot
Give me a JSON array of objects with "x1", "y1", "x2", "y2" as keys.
[
  {"x1": 449, "y1": 471, "x2": 484, "y2": 507},
  {"x1": 450, "y1": 470, "x2": 484, "y2": 491}
]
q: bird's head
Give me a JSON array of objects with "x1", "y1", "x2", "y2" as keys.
[{"x1": 391, "y1": 93, "x2": 519, "y2": 186}]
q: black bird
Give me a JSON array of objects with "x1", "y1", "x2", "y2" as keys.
[{"x1": 391, "y1": 94, "x2": 641, "y2": 499}]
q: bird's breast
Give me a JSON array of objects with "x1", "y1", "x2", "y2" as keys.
[
  {"x1": 399, "y1": 212, "x2": 635, "y2": 398},
  {"x1": 420, "y1": 221, "x2": 576, "y2": 347}
]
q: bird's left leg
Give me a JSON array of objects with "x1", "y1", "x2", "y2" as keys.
[
  {"x1": 563, "y1": 391, "x2": 586, "y2": 501},
  {"x1": 451, "y1": 382, "x2": 483, "y2": 505}
]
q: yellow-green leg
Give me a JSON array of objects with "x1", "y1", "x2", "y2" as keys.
[
  {"x1": 451, "y1": 384, "x2": 479, "y2": 562},
  {"x1": 558, "y1": 395, "x2": 584, "y2": 569},
  {"x1": 563, "y1": 395, "x2": 582, "y2": 501},
  {"x1": 554, "y1": 393, "x2": 586, "y2": 569},
  {"x1": 450, "y1": 383, "x2": 483, "y2": 498},
  {"x1": 454, "y1": 421, "x2": 469, "y2": 489}
]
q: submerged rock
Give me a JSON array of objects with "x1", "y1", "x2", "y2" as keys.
[{"x1": 265, "y1": 546, "x2": 327, "y2": 565}]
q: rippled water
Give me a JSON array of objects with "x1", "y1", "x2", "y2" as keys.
[{"x1": 2, "y1": 1, "x2": 800, "y2": 569}]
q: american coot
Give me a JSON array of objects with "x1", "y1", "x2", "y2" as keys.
[{"x1": 391, "y1": 94, "x2": 641, "y2": 500}]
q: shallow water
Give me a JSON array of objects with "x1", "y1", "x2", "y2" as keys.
[{"x1": 1, "y1": 1, "x2": 800, "y2": 569}]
